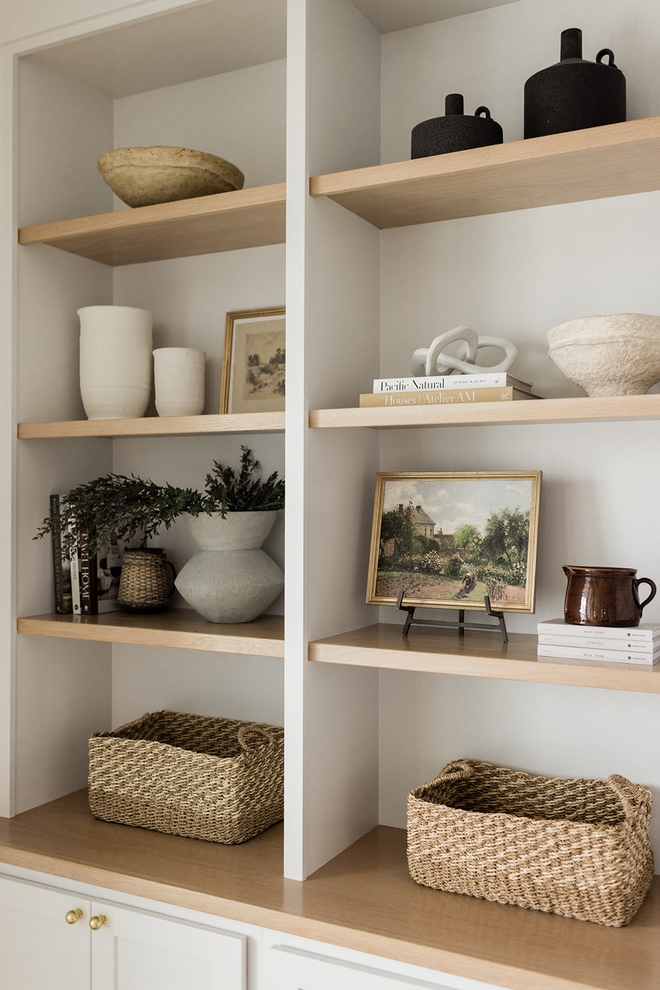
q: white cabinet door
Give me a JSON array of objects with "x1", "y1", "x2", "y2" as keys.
[
  {"x1": 267, "y1": 945, "x2": 454, "y2": 990},
  {"x1": 90, "y1": 900, "x2": 246, "y2": 990},
  {"x1": 0, "y1": 875, "x2": 91, "y2": 990}
]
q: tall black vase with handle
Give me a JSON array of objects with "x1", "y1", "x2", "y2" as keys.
[{"x1": 524, "y1": 27, "x2": 626, "y2": 139}]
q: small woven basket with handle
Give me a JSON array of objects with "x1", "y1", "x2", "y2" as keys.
[
  {"x1": 89, "y1": 710, "x2": 284, "y2": 844},
  {"x1": 407, "y1": 759, "x2": 654, "y2": 926}
]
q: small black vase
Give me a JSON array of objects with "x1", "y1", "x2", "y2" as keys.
[
  {"x1": 411, "y1": 94, "x2": 503, "y2": 158},
  {"x1": 524, "y1": 28, "x2": 626, "y2": 139}
]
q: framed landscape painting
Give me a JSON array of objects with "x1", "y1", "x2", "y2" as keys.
[
  {"x1": 367, "y1": 471, "x2": 542, "y2": 612},
  {"x1": 220, "y1": 307, "x2": 285, "y2": 414}
]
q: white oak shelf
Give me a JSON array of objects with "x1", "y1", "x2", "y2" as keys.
[
  {"x1": 17, "y1": 183, "x2": 286, "y2": 266},
  {"x1": 17, "y1": 412, "x2": 285, "y2": 439},
  {"x1": 310, "y1": 116, "x2": 660, "y2": 228},
  {"x1": 17, "y1": 611, "x2": 284, "y2": 657},
  {"x1": 309, "y1": 623, "x2": 660, "y2": 694},
  {"x1": 0, "y1": 791, "x2": 658, "y2": 990},
  {"x1": 309, "y1": 394, "x2": 660, "y2": 429}
]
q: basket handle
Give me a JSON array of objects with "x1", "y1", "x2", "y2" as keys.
[
  {"x1": 424, "y1": 759, "x2": 474, "y2": 788},
  {"x1": 237, "y1": 724, "x2": 279, "y2": 750},
  {"x1": 607, "y1": 774, "x2": 652, "y2": 823}
]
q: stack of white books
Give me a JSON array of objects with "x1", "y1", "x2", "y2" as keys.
[{"x1": 537, "y1": 618, "x2": 660, "y2": 665}]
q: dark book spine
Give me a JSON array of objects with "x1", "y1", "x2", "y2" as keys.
[
  {"x1": 50, "y1": 494, "x2": 65, "y2": 614},
  {"x1": 79, "y1": 531, "x2": 98, "y2": 615}
]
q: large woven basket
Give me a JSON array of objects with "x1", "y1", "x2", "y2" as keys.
[
  {"x1": 89, "y1": 710, "x2": 284, "y2": 844},
  {"x1": 407, "y1": 759, "x2": 654, "y2": 927}
]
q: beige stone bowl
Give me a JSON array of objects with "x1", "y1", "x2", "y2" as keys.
[
  {"x1": 547, "y1": 314, "x2": 660, "y2": 396},
  {"x1": 97, "y1": 146, "x2": 245, "y2": 208}
]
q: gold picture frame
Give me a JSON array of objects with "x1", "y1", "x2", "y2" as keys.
[
  {"x1": 367, "y1": 470, "x2": 542, "y2": 613},
  {"x1": 220, "y1": 307, "x2": 285, "y2": 414}
]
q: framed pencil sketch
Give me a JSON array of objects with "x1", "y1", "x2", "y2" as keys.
[
  {"x1": 367, "y1": 470, "x2": 542, "y2": 612},
  {"x1": 220, "y1": 307, "x2": 285, "y2": 414}
]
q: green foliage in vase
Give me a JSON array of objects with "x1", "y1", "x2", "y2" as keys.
[
  {"x1": 35, "y1": 447, "x2": 284, "y2": 557},
  {"x1": 202, "y1": 446, "x2": 285, "y2": 517}
]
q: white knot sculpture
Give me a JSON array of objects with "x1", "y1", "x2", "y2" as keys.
[{"x1": 411, "y1": 324, "x2": 517, "y2": 377}]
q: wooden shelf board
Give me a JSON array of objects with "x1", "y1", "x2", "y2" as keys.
[
  {"x1": 310, "y1": 117, "x2": 660, "y2": 228},
  {"x1": 18, "y1": 412, "x2": 285, "y2": 439},
  {"x1": 309, "y1": 394, "x2": 660, "y2": 430},
  {"x1": 309, "y1": 623, "x2": 660, "y2": 694},
  {"x1": 17, "y1": 611, "x2": 284, "y2": 657},
  {"x1": 0, "y1": 791, "x2": 658, "y2": 990},
  {"x1": 17, "y1": 183, "x2": 286, "y2": 266}
]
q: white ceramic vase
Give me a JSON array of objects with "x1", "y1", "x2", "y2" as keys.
[
  {"x1": 153, "y1": 347, "x2": 206, "y2": 416},
  {"x1": 175, "y1": 511, "x2": 284, "y2": 623},
  {"x1": 547, "y1": 314, "x2": 660, "y2": 396},
  {"x1": 79, "y1": 305, "x2": 153, "y2": 419}
]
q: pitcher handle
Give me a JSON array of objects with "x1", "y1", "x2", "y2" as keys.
[{"x1": 633, "y1": 577, "x2": 656, "y2": 614}]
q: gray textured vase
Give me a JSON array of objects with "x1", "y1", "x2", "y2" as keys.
[{"x1": 175, "y1": 511, "x2": 283, "y2": 623}]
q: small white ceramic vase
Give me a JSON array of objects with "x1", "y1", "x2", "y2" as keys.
[
  {"x1": 175, "y1": 511, "x2": 284, "y2": 623},
  {"x1": 548, "y1": 314, "x2": 660, "y2": 396},
  {"x1": 79, "y1": 305, "x2": 152, "y2": 419},
  {"x1": 153, "y1": 347, "x2": 206, "y2": 416}
]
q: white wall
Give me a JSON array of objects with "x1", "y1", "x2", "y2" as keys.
[
  {"x1": 111, "y1": 58, "x2": 286, "y2": 191},
  {"x1": 112, "y1": 646, "x2": 284, "y2": 727},
  {"x1": 376, "y1": 0, "x2": 660, "y2": 860}
]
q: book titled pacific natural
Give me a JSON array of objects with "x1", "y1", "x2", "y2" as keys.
[
  {"x1": 360, "y1": 386, "x2": 539, "y2": 407},
  {"x1": 372, "y1": 372, "x2": 533, "y2": 392}
]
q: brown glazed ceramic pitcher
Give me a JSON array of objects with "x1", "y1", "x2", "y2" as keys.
[{"x1": 563, "y1": 566, "x2": 656, "y2": 627}]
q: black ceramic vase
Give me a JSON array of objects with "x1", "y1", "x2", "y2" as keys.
[
  {"x1": 524, "y1": 28, "x2": 626, "y2": 139},
  {"x1": 411, "y1": 94, "x2": 503, "y2": 158}
]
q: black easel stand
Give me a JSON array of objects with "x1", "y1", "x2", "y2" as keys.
[{"x1": 396, "y1": 590, "x2": 508, "y2": 643}]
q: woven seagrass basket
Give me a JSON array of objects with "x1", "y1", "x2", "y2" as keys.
[
  {"x1": 407, "y1": 759, "x2": 654, "y2": 927},
  {"x1": 89, "y1": 710, "x2": 284, "y2": 844},
  {"x1": 117, "y1": 549, "x2": 175, "y2": 613}
]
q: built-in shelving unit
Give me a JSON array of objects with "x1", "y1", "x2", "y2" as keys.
[
  {"x1": 6, "y1": 0, "x2": 660, "y2": 985},
  {"x1": 309, "y1": 623, "x2": 660, "y2": 694},
  {"x1": 18, "y1": 412, "x2": 285, "y2": 439},
  {"x1": 309, "y1": 117, "x2": 660, "y2": 228},
  {"x1": 0, "y1": 790, "x2": 658, "y2": 990},
  {"x1": 309, "y1": 394, "x2": 660, "y2": 429},
  {"x1": 17, "y1": 183, "x2": 286, "y2": 266},
  {"x1": 17, "y1": 611, "x2": 284, "y2": 657}
]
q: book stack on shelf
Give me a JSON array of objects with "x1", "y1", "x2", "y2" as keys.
[
  {"x1": 359, "y1": 372, "x2": 540, "y2": 408},
  {"x1": 50, "y1": 494, "x2": 125, "y2": 616},
  {"x1": 537, "y1": 618, "x2": 660, "y2": 666}
]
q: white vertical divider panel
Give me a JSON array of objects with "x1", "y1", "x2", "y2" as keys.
[
  {"x1": 0, "y1": 46, "x2": 18, "y2": 818},
  {"x1": 285, "y1": 0, "x2": 382, "y2": 879}
]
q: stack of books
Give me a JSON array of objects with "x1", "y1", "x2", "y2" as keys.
[
  {"x1": 359, "y1": 372, "x2": 540, "y2": 408},
  {"x1": 50, "y1": 494, "x2": 125, "y2": 616},
  {"x1": 537, "y1": 618, "x2": 660, "y2": 665}
]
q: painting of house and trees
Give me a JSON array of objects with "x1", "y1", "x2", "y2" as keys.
[{"x1": 367, "y1": 471, "x2": 541, "y2": 612}]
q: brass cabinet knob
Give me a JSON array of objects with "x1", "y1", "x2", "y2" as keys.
[
  {"x1": 89, "y1": 914, "x2": 107, "y2": 931},
  {"x1": 65, "y1": 908, "x2": 83, "y2": 925}
]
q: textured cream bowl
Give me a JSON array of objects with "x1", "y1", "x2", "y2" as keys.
[
  {"x1": 98, "y1": 146, "x2": 245, "y2": 208},
  {"x1": 548, "y1": 314, "x2": 660, "y2": 396}
]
